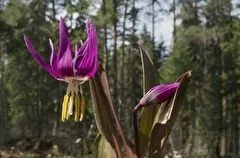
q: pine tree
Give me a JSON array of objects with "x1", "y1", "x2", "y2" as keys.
[{"x1": 160, "y1": 0, "x2": 207, "y2": 156}]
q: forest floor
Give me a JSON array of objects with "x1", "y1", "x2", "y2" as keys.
[
  {"x1": 0, "y1": 147, "x2": 75, "y2": 158},
  {"x1": 0, "y1": 138, "x2": 93, "y2": 158},
  {"x1": 0, "y1": 147, "x2": 93, "y2": 158}
]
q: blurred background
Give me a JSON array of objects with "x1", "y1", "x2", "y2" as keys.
[{"x1": 0, "y1": 0, "x2": 239, "y2": 157}]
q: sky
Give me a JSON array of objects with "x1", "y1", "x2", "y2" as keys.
[
  {"x1": 57, "y1": 1, "x2": 174, "y2": 48},
  {"x1": 136, "y1": 1, "x2": 174, "y2": 47},
  {"x1": 60, "y1": 0, "x2": 239, "y2": 49},
  {"x1": 144, "y1": 14, "x2": 173, "y2": 47},
  {"x1": 136, "y1": 0, "x2": 240, "y2": 48}
]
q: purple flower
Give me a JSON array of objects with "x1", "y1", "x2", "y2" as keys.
[
  {"x1": 133, "y1": 83, "x2": 179, "y2": 157},
  {"x1": 138, "y1": 83, "x2": 179, "y2": 107},
  {"x1": 24, "y1": 17, "x2": 98, "y2": 121}
]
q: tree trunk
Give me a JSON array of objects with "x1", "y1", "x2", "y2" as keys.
[
  {"x1": 151, "y1": 0, "x2": 157, "y2": 67},
  {"x1": 0, "y1": 49, "x2": 5, "y2": 145},
  {"x1": 220, "y1": 95, "x2": 227, "y2": 158},
  {"x1": 111, "y1": 0, "x2": 118, "y2": 107},
  {"x1": 172, "y1": 0, "x2": 176, "y2": 43},
  {"x1": 231, "y1": 94, "x2": 239, "y2": 156},
  {"x1": 51, "y1": 0, "x2": 56, "y2": 21},
  {"x1": 102, "y1": 0, "x2": 108, "y2": 70},
  {"x1": 219, "y1": 46, "x2": 228, "y2": 158},
  {"x1": 120, "y1": 0, "x2": 128, "y2": 118},
  {"x1": 132, "y1": 0, "x2": 136, "y2": 36},
  {"x1": 36, "y1": 73, "x2": 42, "y2": 138},
  {"x1": 230, "y1": 54, "x2": 239, "y2": 156}
]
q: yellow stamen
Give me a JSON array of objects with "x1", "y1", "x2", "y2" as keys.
[
  {"x1": 61, "y1": 95, "x2": 70, "y2": 121},
  {"x1": 74, "y1": 95, "x2": 80, "y2": 121},
  {"x1": 68, "y1": 94, "x2": 74, "y2": 116},
  {"x1": 65, "y1": 95, "x2": 72, "y2": 120},
  {"x1": 78, "y1": 95, "x2": 82, "y2": 121},
  {"x1": 80, "y1": 95, "x2": 86, "y2": 121},
  {"x1": 61, "y1": 81, "x2": 87, "y2": 122}
]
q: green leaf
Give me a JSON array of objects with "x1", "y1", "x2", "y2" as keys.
[
  {"x1": 92, "y1": 134, "x2": 116, "y2": 158},
  {"x1": 149, "y1": 71, "x2": 192, "y2": 158},
  {"x1": 89, "y1": 66, "x2": 135, "y2": 158},
  {"x1": 92, "y1": 134, "x2": 102, "y2": 158},
  {"x1": 138, "y1": 41, "x2": 158, "y2": 93},
  {"x1": 138, "y1": 42, "x2": 159, "y2": 157}
]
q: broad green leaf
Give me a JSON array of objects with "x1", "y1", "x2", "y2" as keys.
[
  {"x1": 138, "y1": 41, "x2": 158, "y2": 93},
  {"x1": 89, "y1": 70, "x2": 122, "y2": 157},
  {"x1": 149, "y1": 71, "x2": 192, "y2": 158},
  {"x1": 89, "y1": 66, "x2": 135, "y2": 158},
  {"x1": 138, "y1": 42, "x2": 159, "y2": 157},
  {"x1": 98, "y1": 137, "x2": 116, "y2": 158},
  {"x1": 92, "y1": 134, "x2": 102, "y2": 158},
  {"x1": 93, "y1": 134, "x2": 116, "y2": 158}
]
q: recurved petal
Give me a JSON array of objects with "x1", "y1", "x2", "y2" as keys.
[
  {"x1": 49, "y1": 39, "x2": 62, "y2": 79},
  {"x1": 57, "y1": 45, "x2": 74, "y2": 77},
  {"x1": 75, "y1": 39, "x2": 89, "y2": 56},
  {"x1": 58, "y1": 17, "x2": 71, "y2": 59},
  {"x1": 74, "y1": 53, "x2": 97, "y2": 77},
  {"x1": 24, "y1": 35, "x2": 58, "y2": 78},
  {"x1": 50, "y1": 39, "x2": 57, "y2": 68},
  {"x1": 74, "y1": 19, "x2": 98, "y2": 77},
  {"x1": 139, "y1": 83, "x2": 179, "y2": 106},
  {"x1": 87, "y1": 55, "x2": 98, "y2": 77},
  {"x1": 87, "y1": 20, "x2": 98, "y2": 77}
]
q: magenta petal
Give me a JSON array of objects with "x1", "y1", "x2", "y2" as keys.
[
  {"x1": 24, "y1": 35, "x2": 58, "y2": 78},
  {"x1": 50, "y1": 39, "x2": 57, "y2": 68},
  {"x1": 49, "y1": 39, "x2": 62, "y2": 78},
  {"x1": 57, "y1": 45, "x2": 74, "y2": 76},
  {"x1": 74, "y1": 52, "x2": 97, "y2": 77},
  {"x1": 76, "y1": 39, "x2": 89, "y2": 56},
  {"x1": 24, "y1": 19, "x2": 99, "y2": 80},
  {"x1": 74, "y1": 19, "x2": 98, "y2": 77},
  {"x1": 58, "y1": 17, "x2": 71, "y2": 59},
  {"x1": 86, "y1": 19, "x2": 94, "y2": 35},
  {"x1": 87, "y1": 55, "x2": 98, "y2": 77},
  {"x1": 139, "y1": 83, "x2": 179, "y2": 105}
]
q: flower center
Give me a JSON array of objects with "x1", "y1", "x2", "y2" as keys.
[
  {"x1": 64, "y1": 76, "x2": 89, "y2": 84},
  {"x1": 61, "y1": 79, "x2": 86, "y2": 121}
]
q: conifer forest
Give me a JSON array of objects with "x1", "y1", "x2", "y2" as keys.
[{"x1": 0, "y1": 0, "x2": 240, "y2": 157}]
